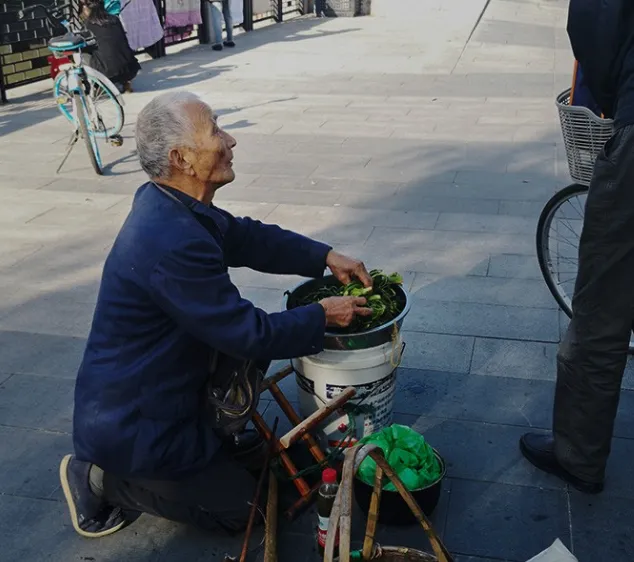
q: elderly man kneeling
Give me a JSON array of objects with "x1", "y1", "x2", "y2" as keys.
[{"x1": 60, "y1": 91, "x2": 373, "y2": 537}]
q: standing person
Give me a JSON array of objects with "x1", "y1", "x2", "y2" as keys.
[
  {"x1": 80, "y1": 0, "x2": 140, "y2": 93},
  {"x1": 315, "y1": 0, "x2": 325, "y2": 17},
  {"x1": 520, "y1": 0, "x2": 634, "y2": 494},
  {"x1": 204, "y1": 0, "x2": 234, "y2": 51}
]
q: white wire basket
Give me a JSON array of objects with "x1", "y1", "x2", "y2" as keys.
[{"x1": 556, "y1": 88, "x2": 614, "y2": 186}]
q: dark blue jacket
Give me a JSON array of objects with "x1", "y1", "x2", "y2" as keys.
[
  {"x1": 567, "y1": 0, "x2": 634, "y2": 125},
  {"x1": 73, "y1": 182, "x2": 330, "y2": 479}
]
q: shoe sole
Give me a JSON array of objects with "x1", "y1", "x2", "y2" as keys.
[
  {"x1": 59, "y1": 455, "x2": 126, "y2": 538},
  {"x1": 519, "y1": 440, "x2": 603, "y2": 495}
]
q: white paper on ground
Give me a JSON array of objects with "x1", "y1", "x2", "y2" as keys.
[{"x1": 525, "y1": 539, "x2": 578, "y2": 562}]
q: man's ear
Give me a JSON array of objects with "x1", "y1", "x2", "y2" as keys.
[{"x1": 168, "y1": 148, "x2": 195, "y2": 175}]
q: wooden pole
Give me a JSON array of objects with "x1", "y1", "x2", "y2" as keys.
[
  {"x1": 260, "y1": 365, "x2": 294, "y2": 392},
  {"x1": 279, "y1": 387, "x2": 356, "y2": 450},
  {"x1": 362, "y1": 464, "x2": 383, "y2": 559},
  {"x1": 263, "y1": 469, "x2": 278, "y2": 562},
  {"x1": 252, "y1": 412, "x2": 311, "y2": 496},
  {"x1": 239, "y1": 418, "x2": 279, "y2": 562},
  {"x1": 370, "y1": 451, "x2": 454, "y2": 562},
  {"x1": 284, "y1": 480, "x2": 320, "y2": 521},
  {"x1": 269, "y1": 382, "x2": 327, "y2": 464}
]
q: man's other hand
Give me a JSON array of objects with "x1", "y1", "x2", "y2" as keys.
[
  {"x1": 319, "y1": 296, "x2": 373, "y2": 328},
  {"x1": 326, "y1": 251, "x2": 372, "y2": 288}
]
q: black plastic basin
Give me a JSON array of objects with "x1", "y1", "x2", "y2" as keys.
[{"x1": 353, "y1": 450, "x2": 446, "y2": 526}]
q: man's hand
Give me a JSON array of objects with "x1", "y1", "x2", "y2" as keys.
[
  {"x1": 320, "y1": 296, "x2": 373, "y2": 328},
  {"x1": 326, "y1": 250, "x2": 372, "y2": 288}
]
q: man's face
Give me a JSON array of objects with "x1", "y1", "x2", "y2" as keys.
[{"x1": 184, "y1": 103, "x2": 237, "y2": 189}]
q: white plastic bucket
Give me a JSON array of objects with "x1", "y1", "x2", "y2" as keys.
[{"x1": 292, "y1": 335, "x2": 404, "y2": 448}]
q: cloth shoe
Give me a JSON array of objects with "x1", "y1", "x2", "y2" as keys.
[{"x1": 59, "y1": 455, "x2": 127, "y2": 538}]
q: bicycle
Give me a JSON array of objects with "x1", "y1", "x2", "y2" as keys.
[
  {"x1": 534, "y1": 88, "x2": 634, "y2": 350},
  {"x1": 19, "y1": 2, "x2": 125, "y2": 175}
]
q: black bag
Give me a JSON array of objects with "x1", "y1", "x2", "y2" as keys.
[{"x1": 206, "y1": 351, "x2": 264, "y2": 437}]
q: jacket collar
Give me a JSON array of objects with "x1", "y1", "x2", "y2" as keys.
[{"x1": 152, "y1": 182, "x2": 220, "y2": 220}]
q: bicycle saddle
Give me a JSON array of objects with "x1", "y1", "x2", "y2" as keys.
[{"x1": 48, "y1": 32, "x2": 90, "y2": 50}]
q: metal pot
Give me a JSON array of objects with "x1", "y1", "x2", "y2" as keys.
[{"x1": 284, "y1": 275, "x2": 411, "y2": 351}]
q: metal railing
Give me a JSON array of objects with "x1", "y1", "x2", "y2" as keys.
[{"x1": 0, "y1": 0, "x2": 308, "y2": 102}]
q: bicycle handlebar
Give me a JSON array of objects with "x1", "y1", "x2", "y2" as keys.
[{"x1": 18, "y1": 2, "x2": 72, "y2": 25}]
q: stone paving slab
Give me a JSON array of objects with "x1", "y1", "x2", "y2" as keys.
[{"x1": 445, "y1": 480, "x2": 570, "y2": 561}]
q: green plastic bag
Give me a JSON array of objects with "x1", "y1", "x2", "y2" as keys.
[{"x1": 357, "y1": 424, "x2": 441, "y2": 491}]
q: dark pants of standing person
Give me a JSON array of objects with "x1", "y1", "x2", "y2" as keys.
[
  {"x1": 553, "y1": 124, "x2": 634, "y2": 484},
  {"x1": 315, "y1": 0, "x2": 326, "y2": 16},
  {"x1": 100, "y1": 447, "x2": 263, "y2": 533}
]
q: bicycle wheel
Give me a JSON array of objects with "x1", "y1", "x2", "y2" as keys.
[
  {"x1": 537, "y1": 182, "x2": 634, "y2": 352},
  {"x1": 536, "y1": 183, "x2": 587, "y2": 317},
  {"x1": 74, "y1": 91, "x2": 103, "y2": 175},
  {"x1": 56, "y1": 72, "x2": 124, "y2": 138}
]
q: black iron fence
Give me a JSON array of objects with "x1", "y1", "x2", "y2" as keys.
[{"x1": 0, "y1": 0, "x2": 307, "y2": 102}]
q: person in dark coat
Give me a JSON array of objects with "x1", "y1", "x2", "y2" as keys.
[
  {"x1": 80, "y1": 0, "x2": 140, "y2": 93},
  {"x1": 59, "y1": 90, "x2": 374, "y2": 537},
  {"x1": 520, "y1": 0, "x2": 634, "y2": 494}
]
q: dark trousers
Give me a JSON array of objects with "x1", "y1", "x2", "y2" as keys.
[
  {"x1": 102, "y1": 448, "x2": 261, "y2": 533},
  {"x1": 553, "y1": 124, "x2": 634, "y2": 483},
  {"x1": 315, "y1": 0, "x2": 326, "y2": 15}
]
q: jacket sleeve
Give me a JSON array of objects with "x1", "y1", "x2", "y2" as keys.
[
  {"x1": 149, "y1": 238, "x2": 326, "y2": 361},
  {"x1": 221, "y1": 213, "x2": 332, "y2": 278}
]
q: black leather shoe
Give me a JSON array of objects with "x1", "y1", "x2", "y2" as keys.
[{"x1": 519, "y1": 433, "x2": 604, "y2": 494}]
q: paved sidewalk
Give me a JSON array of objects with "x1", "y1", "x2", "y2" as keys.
[{"x1": 1, "y1": 0, "x2": 633, "y2": 560}]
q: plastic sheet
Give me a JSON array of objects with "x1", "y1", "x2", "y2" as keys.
[{"x1": 357, "y1": 424, "x2": 441, "y2": 491}]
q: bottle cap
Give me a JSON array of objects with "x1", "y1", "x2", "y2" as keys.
[{"x1": 322, "y1": 468, "x2": 337, "y2": 484}]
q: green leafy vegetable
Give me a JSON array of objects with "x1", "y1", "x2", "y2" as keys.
[{"x1": 295, "y1": 269, "x2": 405, "y2": 332}]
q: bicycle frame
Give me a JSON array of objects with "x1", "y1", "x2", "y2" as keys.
[
  {"x1": 56, "y1": 55, "x2": 125, "y2": 109},
  {"x1": 21, "y1": 3, "x2": 123, "y2": 107}
]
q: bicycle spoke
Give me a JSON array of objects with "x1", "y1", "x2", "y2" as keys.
[
  {"x1": 556, "y1": 275, "x2": 578, "y2": 286},
  {"x1": 563, "y1": 198, "x2": 585, "y2": 220},
  {"x1": 558, "y1": 218, "x2": 582, "y2": 239},
  {"x1": 549, "y1": 231, "x2": 579, "y2": 249}
]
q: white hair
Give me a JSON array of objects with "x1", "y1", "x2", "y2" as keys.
[{"x1": 135, "y1": 91, "x2": 204, "y2": 179}]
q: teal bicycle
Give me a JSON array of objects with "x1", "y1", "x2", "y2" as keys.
[{"x1": 19, "y1": 2, "x2": 125, "y2": 175}]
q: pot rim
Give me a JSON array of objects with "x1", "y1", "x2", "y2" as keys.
[
  {"x1": 284, "y1": 275, "x2": 411, "y2": 337},
  {"x1": 355, "y1": 448, "x2": 447, "y2": 492}
]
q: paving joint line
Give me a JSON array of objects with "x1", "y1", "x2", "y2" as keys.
[
  {"x1": 0, "y1": 491, "x2": 62, "y2": 503},
  {"x1": 400, "y1": 330, "x2": 560, "y2": 346},
  {"x1": 0, "y1": 423, "x2": 71, "y2": 436},
  {"x1": 392, "y1": 407, "x2": 634, "y2": 442}
]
